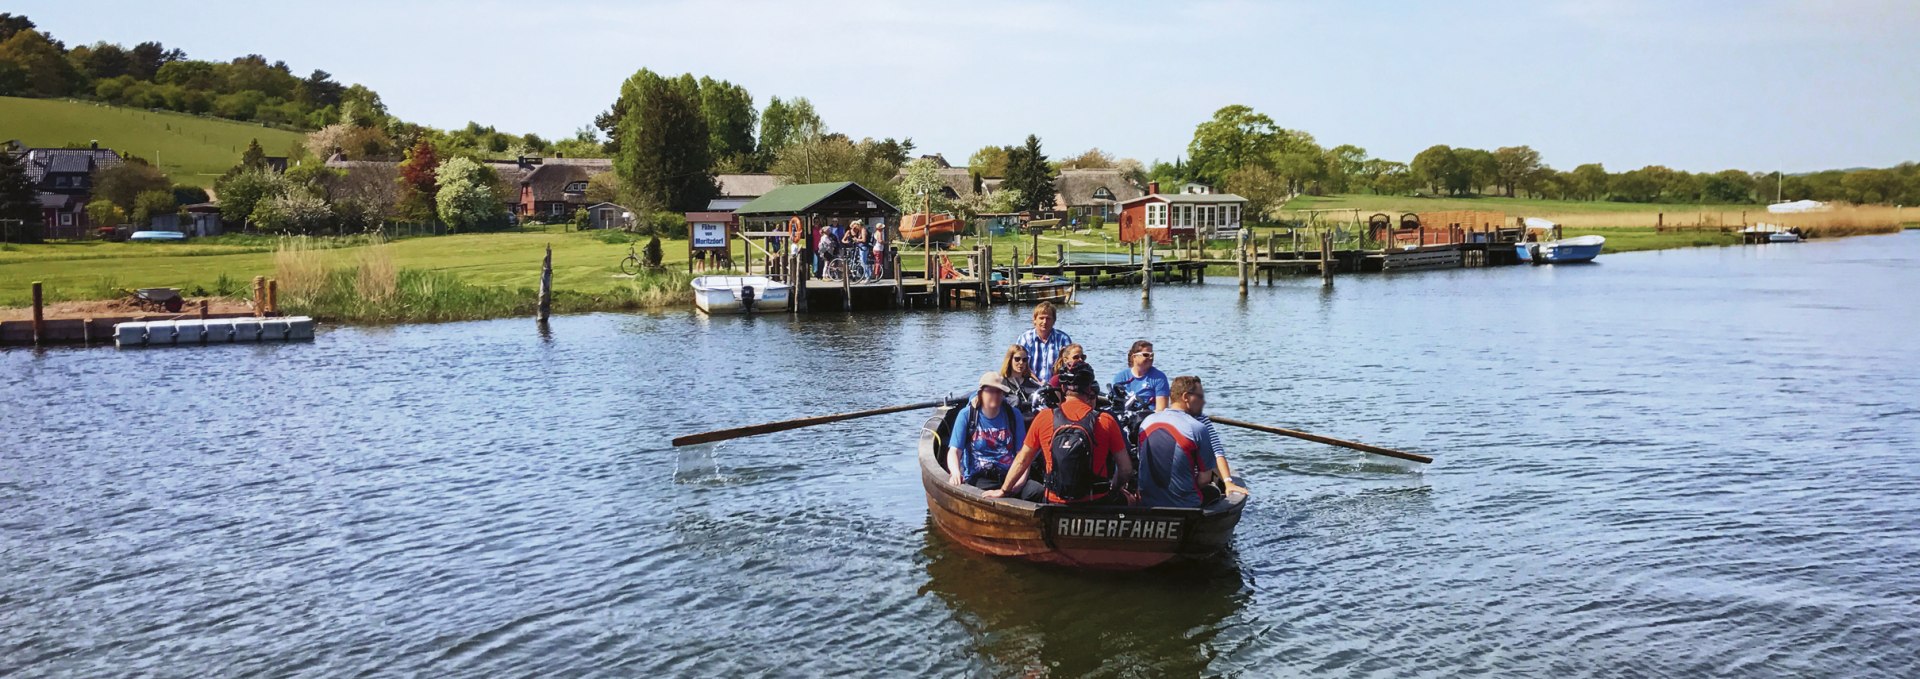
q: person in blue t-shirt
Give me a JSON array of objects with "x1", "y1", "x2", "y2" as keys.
[
  {"x1": 1111, "y1": 340, "x2": 1171, "y2": 413},
  {"x1": 946, "y1": 372, "x2": 1032, "y2": 494}
]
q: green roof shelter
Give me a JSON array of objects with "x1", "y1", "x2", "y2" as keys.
[{"x1": 733, "y1": 182, "x2": 900, "y2": 234}]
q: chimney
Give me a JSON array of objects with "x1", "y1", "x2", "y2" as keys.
[{"x1": 1148, "y1": 181, "x2": 1160, "y2": 195}]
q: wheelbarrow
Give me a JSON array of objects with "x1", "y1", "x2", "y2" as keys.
[{"x1": 130, "y1": 287, "x2": 185, "y2": 313}]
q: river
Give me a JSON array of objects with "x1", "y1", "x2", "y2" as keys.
[{"x1": 4, "y1": 232, "x2": 1917, "y2": 677}]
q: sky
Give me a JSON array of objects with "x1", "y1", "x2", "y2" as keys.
[{"x1": 15, "y1": 0, "x2": 1919, "y2": 174}]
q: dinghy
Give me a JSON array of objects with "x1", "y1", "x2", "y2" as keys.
[{"x1": 690, "y1": 276, "x2": 790, "y2": 314}]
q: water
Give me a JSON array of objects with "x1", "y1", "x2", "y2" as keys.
[{"x1": 4, "y1": 232, "x2": 1918, "y2": 677}]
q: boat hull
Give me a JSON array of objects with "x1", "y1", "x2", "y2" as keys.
[
  {"x1": 917, "y1": 411, "x2": 1244, "y2": 570},
  {"x1": 691, "y1": 276, "x2": 791, "y2": 314},
  {"x1": 1517, "y1": 236, "x2": 1604, "y2": 264}
]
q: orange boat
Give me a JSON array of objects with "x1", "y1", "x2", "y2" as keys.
[{"x1": 899, "y1": 213, "x2": 967, "y2": 245}]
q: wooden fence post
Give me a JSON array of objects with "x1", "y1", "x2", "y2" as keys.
[
  {"x1": 30, "y1": 281, "x2": 44, "y2": 346},
  {"x1": 266, "y1": 279, "x2": 278, "y2": 315},
  {"x1": 1011, "y1": 246, "x2": 1020, "y2": 302},
  {"x1": 978, "y1": 246, "x2": 991, "y2": 307},
  {"x1": 1321, "y1": 231, "x2": 1334, "y2": 288},
  {"x1": 1237, "y1": 237, "x2": 1248, "y2": 297},
  {"x1": 537, "y1": 244, "x2": 553, "y2": 324},
  {"x1": 893, "y1": 250, "x2": 904, "y2": 307},
  {"x1": 1056, "y1": 243, "x2": 1065, "y2": 265},
  {"x1": 252, "y1": 276, "x2": 267, "y2": 317},
  {"x1": 1141, "y1": 238, "x2": 1153, "y2": 300}
]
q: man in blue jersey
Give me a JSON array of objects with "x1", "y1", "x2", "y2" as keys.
[{"x1": 1136, "y1": 376, "x2": 1247, "y2": 507}]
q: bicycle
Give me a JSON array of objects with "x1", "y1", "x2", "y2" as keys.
[
  {"x1": 828, "y1": 247, "x2": 873, "y2": 284},
  {"x1": 619, "y1": 244, "x2": 642, "y2": 276}
]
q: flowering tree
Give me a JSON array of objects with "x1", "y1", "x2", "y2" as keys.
[{"x1": 433, "y1": 157, "x2": 502, "y2": 230}]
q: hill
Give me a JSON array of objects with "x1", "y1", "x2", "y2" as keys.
[{"x1": 0, "y1": 96, "x2": 307, "y2": 187}]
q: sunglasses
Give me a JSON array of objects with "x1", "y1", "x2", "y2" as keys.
[
  {"x1": 1134, "y1": 352, "x2": 1155, "y2": 359},
  {"x1": 1012, "y1": 357, "x2": 1028, "y2": 363}
]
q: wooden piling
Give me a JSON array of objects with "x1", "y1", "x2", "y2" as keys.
[
  {"x1": 841, "y1": 254, "x2": 852, "y2": 311},
  {"x1": 198, "y1": 299, "x2": 209, "y2": 319},
  {"x1": 892, "y1": 250, "x2": 904, "y2": 307},
  {"x1": 1056, "y1": 243, "x2": 1065, "y2": 264},
  {"x1": 266, "y1": 279, "x2": 278, "y2": 315},
  {"x1": 1010, "y1": 246, "x2": 1020, "y2": 302},
  {"x1": 537, "y1": 244, "x2": 553, "y2": 324},
  {"x1": 978, "y1": 246, "x2": 991, "y2": 306},
  {"x1": 252, "y1": 276, "x2": 267, "y2": 317},
  {"x1": 1237, "y1": 237, "x2": 1248, "y2": 297},
  {"x1": 30, "y1": 281, "x2": 44, "y2": 346},
  {"x1": 1141, "y1": 239, "x2": 1153, "y2": 300},
  {"x1": 1320, "y1": 231, "x2": 1334, "y2": 287}
]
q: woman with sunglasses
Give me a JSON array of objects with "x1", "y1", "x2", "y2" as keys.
[
  {"x1": 998, "y1": 344, "x2": 1045, "y2": 417},
  {"x1": 1112, "y1": 340, "x2": 1170, "y2": 413}
]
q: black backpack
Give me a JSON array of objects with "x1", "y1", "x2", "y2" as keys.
[{"x1": 1044, "y1": 406, "x2": 1104, "y2": 500}]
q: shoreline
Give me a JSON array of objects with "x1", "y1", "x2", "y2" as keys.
[{"x1": 3, "y1": 228, "x2": 1906, "y2": 328}]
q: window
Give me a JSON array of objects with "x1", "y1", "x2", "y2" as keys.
[
  {"x1": 549, "y1": 203, "x2": 564, "y2": 215},
  {"x1": 60, "y1": 213, "x2": 74, "y2": 226},
  {"x1": 563, "y1": 181, "x2": 588, "y2": 193},
  {"x1": 1225, "y1": 205, "x2": 1239, "y2": 226},
  {"x1": 1180, "y1": 204, "x2": 1194, "y2": 227},
  {"x1": 1092, "y1": 187, "x2": 1113, "y2": 200},
  {"x1": 1146, "y1": 203, "x2": 1166, "y2": 227}
]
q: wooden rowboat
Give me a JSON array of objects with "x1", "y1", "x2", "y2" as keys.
[
  {"x1": 900, "y1": 213, "x2": 966, "y2": 244},
  {"x1": 918, "y1": 408, "x2": 1247, "y2": 570}
]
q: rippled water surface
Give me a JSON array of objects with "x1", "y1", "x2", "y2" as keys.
[{"x1": 5, "y1": 233, "x2": 1918, "y2": 677}]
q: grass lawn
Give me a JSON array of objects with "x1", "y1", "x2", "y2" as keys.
[
  {"x1": 0, "y1": 96, "x2": 308, "y2": 187},
  {"x1": 0, "y1": 226, "x2": 730, "y2": 308},
  {"x1": 1281, "y1": 193, "x2": 1755, "y2": 215}
]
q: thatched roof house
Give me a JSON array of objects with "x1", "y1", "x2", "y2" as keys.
[{"x1": 1053, "y1": 168, "x2": 1143, "y2": 219}]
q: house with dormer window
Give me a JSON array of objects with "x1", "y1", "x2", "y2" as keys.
[
  {"x1": 512, "y1": 158, "x2": 613, "y2": 218},
  {"x1": 1054, "y1": 168, "x2": 1143, "y2": 221},
  {"x1": 6, "y1": 141, "x2": 124, "y2": 239}
]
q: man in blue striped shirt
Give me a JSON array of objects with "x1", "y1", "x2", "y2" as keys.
[{"x1": 1015, "y1": 302, "x2": 1072, "y2": 383}]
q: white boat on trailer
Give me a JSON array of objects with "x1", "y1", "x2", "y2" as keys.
[{"x1": 691, "y1": 276, "x2": 790, "y2": 314}]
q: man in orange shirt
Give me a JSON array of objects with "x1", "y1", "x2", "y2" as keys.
[{"x1": 986, "y1": 363, "x2": 1134, "y2": 505}]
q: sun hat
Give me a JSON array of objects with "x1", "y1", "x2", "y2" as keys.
[{"x1": 977, "y1": 371, "x2": 1012, "y2": 394}]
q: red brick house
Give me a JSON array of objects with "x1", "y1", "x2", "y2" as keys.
[
  {"x1": 1116, "y1": 182, "x2": 1247, "y2": 244},
  {"x1": 513, "y1": 158, "x2": 613, "y2": 218},
  {"x1": 9, "y1": 142, "x2": 124, "y2": 239}
]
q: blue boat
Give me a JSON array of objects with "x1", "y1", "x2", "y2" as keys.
[{"x1": 1516, "y1": 235, "x2": 1604, "y2": 264}]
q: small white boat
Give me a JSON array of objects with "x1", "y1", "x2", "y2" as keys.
[
  {"x1": 691, "y1": 276, "x2": 790, "y2": 315},
  {"x1": 1768, "y1": 232, "x2": 1802, "y2": 243},
  {"x1": 129, "y1": 230, "x2": 187, "y2": 242}
]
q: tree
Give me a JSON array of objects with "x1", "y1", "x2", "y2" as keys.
[
  {"x1": 1061, "y1": 148, "x2": 1116, "y2": 170},
  {"x1": 1001, "y1": 135, "x2": 1055, "y2": 212},
  {"x1": 239, "y1": 138, "x2": 268, "y2": 171},
  {"x1": 769, "y1": 135, "x2": 897, "y2": 198},
  {"x1": 1222, "y1": 165, "x2": 1289, "y2": 220},
  {"x1": 72, "y1": 42, "x2": 132, "y2": 80},
  {"x1": 251, "y1": 193, "x2": 333, "y2": 234},
  {"x1": 698, "y1": 76, "x2": 757, "y2": 167},
  {"x1": 1456, "y1": 148, "x2": 1497, "y2": 195},
  {"x1": 128, "y1": 41, "x2": 185, "y2": 81},
  {"x1": 1372, "y1": 161, "x2": 1418, "y2": 195},
  {"x1": 756, "y1": 96, "x2": 822, "y2": 170},
  {"x1": 1323, "y1": 145, "x2": 1368, "y2": 194},
  {"x1": 967, "y1": 145, "x2": 1012, "y2": 178},
  {"x1": 1410, "y1": 145, "x2": 1459, "y2": 195},
  {"x1": 87, "y1": 199, "x2": 124, "y2": 227},
  {"x1": 616, "y1": 72, "x2": 717, "y2": 211},
  {"x1": 396, "y1": 138, "x2": 439, "y2": 220},
  {"x1": 1609, "y1": 166, "x2": 1663, "y2": 203},
  {"x1": 432, "y1": 157, "x2": 502, "y2": 230},
  {"x1": 306, "y1": 123, "x2": 397, "y2": 160},
  {"x1": 0, "y1": 148, "x2": 39, "y2": 241},
  {"x1": 1492, "y1": 146, "x2": 1543, "y2": 197},
  {"x1": 130, "y1": 189, "x2": 176, "y2": 226},
  {"x1": 0, "y1": 13, "x2": 36, "y2": 43},
  {"x1": 1570, "y1": 163, "x2": 1609, "y2": 200},
  {"x1": 1703, "y1": 169, "x2": 1756, "y2": 204},
  {"x1": 0, "y1": 29, "x2": 80, "y2": 96},
  {"x1": 93, "y1": 159, "x2": 172, "y2": 211},
  {"x1": 1187, "y1": 105, "x2": 1279, "y2": 184},
  {"x1": 895, "y1": 158, "x2": 951, "y2": 214},
  {"x1": 215, "y1": 168, "x2": 290, "y2": 227}
]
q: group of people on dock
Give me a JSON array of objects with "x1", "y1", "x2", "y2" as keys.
[
  {"x1": 944, "y1": 302, "x2": 1248, "y2": 509},
  {"x1": 806, "y1": 218, "x2": 892, "y2": 281}
]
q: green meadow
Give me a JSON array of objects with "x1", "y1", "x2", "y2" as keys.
[{"x1": 0, "y1": 96, "x2": 307, "y2": 187}]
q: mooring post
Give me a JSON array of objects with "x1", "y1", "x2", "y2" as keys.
[
  {"x1": 537, "y1": 244, "x2": 553, "y2": 324},
  {"x1": 978, "y1": 246, "x2": 991, "y2": 306},
  {"x1": 892, "y1": 250, "x2": 904, "y2": 307},
  {"x1": 1321, "y1": 231, "x2": 1335, "y2": 287},
  {"x1": 252, "y1": 276, "x2": 267, "y2": 317},
  {"x1": 266, "y1": 279, "x2": 278, "y2": 315},
  {"x1": 1142, "y1": 238, "x2": 1153, "y2": 300},
  {"x1": 1011, "y1": 246, "x2": 1020, "y2": 302},
  {"x1": 30, "y1": 281, "x2": 44, "y2": 346},
  {"x1": 1056, "y1": 243, "x2": 1065, "y2": 265},
  {"x1": 797, "y1": 249, "x2": 810, "y2": 313},
  {"x1": 841, "y1": 255, "x2": 852, "y2": 311},
  {"x1": 1237, "y1": 237, "x2": 1248, "y2": 297},
  {"x1": 198, "y1": 299, "x2": 209, "y2": 320}
]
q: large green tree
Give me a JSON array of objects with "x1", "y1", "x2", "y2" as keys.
[
  {"x1": 0, "y1": 149, "x2": 40, "y2": 241},
  {"x1": 0, "y1": 29, "x2": 80, "y2": 96},
  {"x1": 967, "y1": 145, "x2": 1012, "y2": 178},
  {"x1": 1001, "y1": 135, "x2": 1055, "y2": 212},
  {"x1": 756, "y1": 96, "x2": 822, "y2": 170},
  {"x1": 698, "y1": 77, "x2": 757, "y2": 168},
  {"x1": 433, "y1": 157, "x2": 503, "y2": 229},
  {"x1": 1187, "y1": 105, "x2": 1278, "y2": 184},
  {"x1": 1570, "y1": 163, "x2": 1609, "y2": 200},
  {"x1": 615, "y1": 72, "x2": 716, "y2": 211},
  {"x1": 1492, "y1": 146, "x2": 1543, "y2": 197},
  {"x1": 93, "y1": 158, "x2": 172, "y2": 211}
]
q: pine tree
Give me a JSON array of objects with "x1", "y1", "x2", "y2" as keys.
[
  {"x1": 616, "y1": 75, "x2": 716, "y2": 212},
  {"x1": 1002, "y1": 135, "x2": 1055, "y2": 212},
  {"x1": 240, "y1": 138, "x2": 267, "y2": 170},
  {"x1": 0, "y1": 149, "x2": 41, "y2": 242}
]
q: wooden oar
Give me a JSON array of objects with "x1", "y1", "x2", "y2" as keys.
[
  {"x1": 671, "y1": 395, "x2": 964, "y2": 447},
  {"x1": 1210, "y1": 416, "x2": 1433, "y2": 465}
]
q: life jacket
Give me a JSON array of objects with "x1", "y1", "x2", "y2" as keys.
[
  {"x1": 1141, "y1": 420, "x2": 1204, "y2": 501},
  {"x1": 1043, "y1": 405, "x2": 1110, "y2": 503}
]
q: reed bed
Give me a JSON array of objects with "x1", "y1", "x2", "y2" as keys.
[
  {"x1": 270, "y1": 234, "x2": 694, "y2": 323},
  {"x1": 1533, "y1": 205, "x2": 1911, "y2": 237}
]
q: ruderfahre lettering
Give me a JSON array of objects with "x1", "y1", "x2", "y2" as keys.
[{"x1": 1054, "y1": 516, "x2": 1181, "y2": 540}]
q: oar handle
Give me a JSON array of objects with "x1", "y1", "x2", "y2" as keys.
[
  {"x1": 1211, "y1": 416, "x2": 1432, "y2": 464},
  {"x1": 671, "y1": 394, "x2": 965, "y2": 447}
]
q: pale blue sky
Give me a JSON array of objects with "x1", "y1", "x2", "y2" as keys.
[{"x1": 15, "y1": 0, "x2": 1918, "y2": 173}]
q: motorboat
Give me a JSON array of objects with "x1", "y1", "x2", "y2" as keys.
[{"x1": 690, "y1": 275, "x2": 790, "y2": 314}]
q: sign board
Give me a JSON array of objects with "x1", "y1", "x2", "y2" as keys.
[{"x1": 691, "y1": 222, "x2": 728, "y2": 250}]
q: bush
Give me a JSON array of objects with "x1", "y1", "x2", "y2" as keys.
[
  {"x1": 643, "y1": 235, "x2": 663, "y2": 268},
  {"x1": 573, "y1": 208, "x2": 591, "y2": 231},
  {"x1": 649, "y1": 211, "x2": 687, "y2": 239},
  {"x1": 1087, "y1": 215, "x2": 1105, "y2": 231}
]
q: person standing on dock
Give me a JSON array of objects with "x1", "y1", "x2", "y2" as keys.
[
  {"x1": 870, "y1": 219, "x2": 890, "y2": 279},
  {"x1": 1016, "y1": 302, "x2": 1073, "y2": 384}
]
